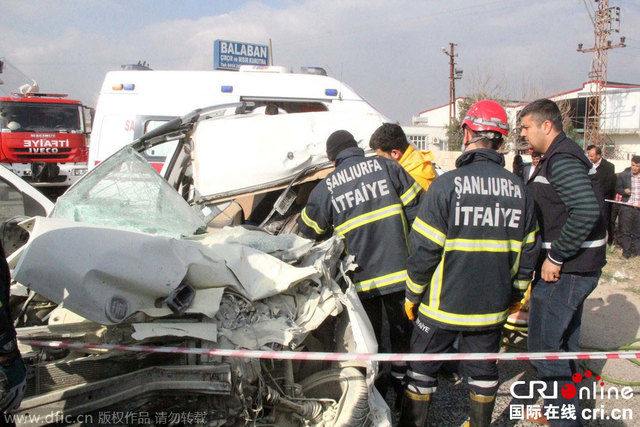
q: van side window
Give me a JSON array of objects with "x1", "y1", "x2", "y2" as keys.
[{"x1": 245, "y1": 100, "x2": 328, "y2": 114}]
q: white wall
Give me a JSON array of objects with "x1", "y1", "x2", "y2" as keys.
[
  {"x1": 404, "y1": 99, "x2": 466, "y2": 151},
  {"x1": 605, "y1": 90, "x2": 640, "y2": 133}
]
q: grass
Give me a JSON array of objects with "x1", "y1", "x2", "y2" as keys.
[{"x1": 624, "y1": 286, "x2": 640, "y2": 296}]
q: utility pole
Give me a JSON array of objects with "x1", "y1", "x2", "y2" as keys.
[
  {"x1": 268, "y1": 38, "x2": 274, "y2": 65},
  {"x1": 577, "y1": 0, "x2": 625, "y2": 154},
  {"x1": 442, "y1": 43, "x2": 463, "y2": 128}
]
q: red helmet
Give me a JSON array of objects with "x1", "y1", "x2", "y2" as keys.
[{"x1": 461, "y1": 100, "x2": 509, "y2": 136}]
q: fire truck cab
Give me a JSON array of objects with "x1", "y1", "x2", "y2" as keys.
[
  {"x1": 1, "y1": 57, "x2": 92, "y2": 193},
  {"x1": 0, "y1": 94, "x2": 91, "y2": 189}
]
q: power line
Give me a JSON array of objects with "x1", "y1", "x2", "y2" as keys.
[
  {"x1": 582, "y1": 0, "x2": 596, "y2": 26},
  {"x1": 577, "y1": 0, "x2": 626, "y2": 153}
]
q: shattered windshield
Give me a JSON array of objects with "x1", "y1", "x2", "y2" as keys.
[{"x1": 50, "y1": 146, "x2": 206, "y2": 237}]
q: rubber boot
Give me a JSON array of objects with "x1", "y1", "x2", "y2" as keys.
[
  {"x1": 467, "y1": 392, "x2": 496, "y2": 427},
  {"x1": 399, "y1": 390, "x2": 431, "y2": 427}
]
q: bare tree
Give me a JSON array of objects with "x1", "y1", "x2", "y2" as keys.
[
  {"x1": 445, "y1": 73, "x2": 584, "y2": 153},
  {"x1": 445, "y1": 91, "x2": 510, "y2": 152},
  {"x1": 445, "y1": 70, "x2": 515, "y2": 151}
]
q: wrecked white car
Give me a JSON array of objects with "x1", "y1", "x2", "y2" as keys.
[{"x1": 9, "y1": 104, "x2": 390, "y2": 426}]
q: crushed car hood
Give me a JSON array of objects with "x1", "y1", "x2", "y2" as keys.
[{"x1": 14, "y1": 217, "x2": 325, "y2": 326}]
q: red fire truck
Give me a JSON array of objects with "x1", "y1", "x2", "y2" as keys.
[{"x1": 0, "y1": 58, "x2": 91, "y2": 194}]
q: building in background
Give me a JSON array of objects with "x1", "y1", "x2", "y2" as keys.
[
  {"x1": 402, "y1": 98, "x2": 465, "y2": 152},
  {"x1": 405, "y1": 82, "x2": 640, "y2": 160},
  {"x1": 510, "y1": 81, "x2": 640, "y2": 159}
]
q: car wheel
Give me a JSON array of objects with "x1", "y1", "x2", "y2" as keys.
[{"x1": 299, "y1": 367, "x2": 371, "y2": 427}]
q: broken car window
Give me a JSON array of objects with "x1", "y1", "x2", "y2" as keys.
[{"x1": 50, "y1": 146, "x2": 206, "y2": 237}]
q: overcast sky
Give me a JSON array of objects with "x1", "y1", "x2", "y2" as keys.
[{"x1": 1, "y1": 0, "x2": 639, "y2": 124}]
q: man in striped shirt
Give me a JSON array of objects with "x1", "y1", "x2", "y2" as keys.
[
  {"x1": 520, "y1": 98, "x2": 606, "y2": 426},
  {"x1": 615, "y1": 155, "x2": 640, "y2": 258}
]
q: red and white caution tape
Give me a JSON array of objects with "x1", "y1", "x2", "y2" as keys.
[
  {"x1": 19, "y1": 339, "x2": 640, "y2": 362},
  {"x1": 605, "y1": 199, "x2": 640, "y2": 208}
]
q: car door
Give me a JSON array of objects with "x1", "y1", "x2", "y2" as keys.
[{"x1": 0, "y1": 165, "x2": 53, "y2": 256}]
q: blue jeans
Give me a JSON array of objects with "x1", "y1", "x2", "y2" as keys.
[{"x1": 528, "y1": 271, "x2": 601, "y2": 426}]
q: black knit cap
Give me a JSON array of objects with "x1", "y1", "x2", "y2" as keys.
[{"x1": 326, "y1": 130, "x2": 358, "y2": 161}]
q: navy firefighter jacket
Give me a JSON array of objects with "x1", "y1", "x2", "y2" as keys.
[
  {"x1": 406, "y1": 149, "x2": 540, "y2": 331},
  {"x1": 298, "y1": 147, "x2": 422, "y2": 299}
]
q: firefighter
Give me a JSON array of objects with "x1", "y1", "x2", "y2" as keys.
[
  {"x1": 401, "y1": 100, "x2": 540, "y2": 426},
  {"x1": 369, "y1": 123, "x2": 437, "y2": 191},
  {"x1": 0, "y1": 240, "x2": 26, "y2": 421},
  {"x1": 370, "y1": 123, "x2": 462, "y2": 383},
  {"x1": 297, "y1": 129, "x2": 422, "y2": 393}
]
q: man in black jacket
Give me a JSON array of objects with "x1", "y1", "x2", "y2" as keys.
[
  {"x1": 521, "y1": 99, "x2": 606, "y2": 426},
  {"x1": 587, "y1": 145, "x2": 617, "y2": 245},
  {"x1": 401, "y1": 100, "x2": 539, "y2": 427},
  {"x1": 521, "y1": 151, "x2": 542, "y2": 182}
]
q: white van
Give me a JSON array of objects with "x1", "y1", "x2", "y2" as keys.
[{"x1": 89, "y1": 66, "x2": 388, "y2": 170}]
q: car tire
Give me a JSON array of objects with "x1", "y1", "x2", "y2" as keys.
[{"x1": 299, "y1": 367, "x2": 371, "y2": 427}]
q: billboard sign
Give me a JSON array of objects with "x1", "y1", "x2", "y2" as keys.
[{"x1": 213, "y1": 40, "x2": 269, "y2": 71}]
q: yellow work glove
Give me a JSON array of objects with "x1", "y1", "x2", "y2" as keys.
[
  {"x1": 404, "y1": 299, "x2": 418, "y2": 321},
  {"x1": 508, "y1": 301, "x2": 523, "y2": 314}
]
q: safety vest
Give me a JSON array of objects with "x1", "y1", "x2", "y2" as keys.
[{"x1": 528, "y1": 133, "x2": 606, "y2": 273}]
